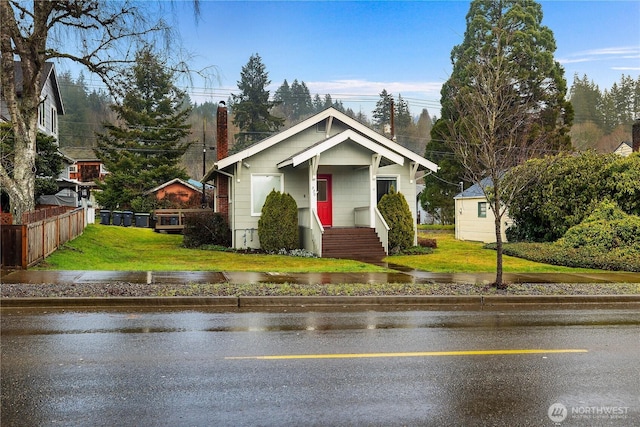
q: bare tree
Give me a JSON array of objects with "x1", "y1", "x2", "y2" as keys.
[
  {"x1": 441, "y1": 0, "x2": 571, "y2": 288},
  {"x1": 0, "y1": 1, "x2": 197, "y2": 223}
]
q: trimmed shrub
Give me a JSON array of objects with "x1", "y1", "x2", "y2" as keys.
[
  {"x1": 558, "y1": 200, "x2": 640, "y2": 252},
  {"x1": 378, "y1": 189, "x2": 415, "y2": 254},
  {"x1": 258, "y1": 190, "x2": 299, "y2": 252},
  {"x1": 417, "y1": 236, "x2": 438, "y2": 248},
  {"x1": 505, "y1": 152, "x2": 640, "y2": 242},
  {"x1": 183, "y1": 211, "x2": 231, "y2": 248}
]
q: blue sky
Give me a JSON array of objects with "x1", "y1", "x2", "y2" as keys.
[{"x1": 72, "y1": 1, "x2": 640, "y2": 117}]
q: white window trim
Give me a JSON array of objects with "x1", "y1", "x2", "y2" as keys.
[
  {"x1": 38, "y1": 101, "x2": 46, "y2": 127},
  {"x1": 377, "y1": 174, "x2": 401, "y2": 193},
  {"x1": 250, "y1": 173, "x2": 284, "y2": 216},
  {"x1": 68, "y1": 165, "x2": 77, "y2": 173}
]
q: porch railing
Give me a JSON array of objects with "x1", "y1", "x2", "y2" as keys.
[
  {"x1": 298, "y1": 207, "x2": 324, "y2": 256},
  {"x1": 374, "y1": 207, "x2": 389, "y2": 255},
  {"x1": 354, "y1": 206, "x2": 369, "y2": 227}
]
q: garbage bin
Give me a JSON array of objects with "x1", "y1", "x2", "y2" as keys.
[
  {"x1": 122, "y1": 211, "x2": 133, "y2": 227},
  {"x1": 112, "y1": 211, "x2": 123, "y2": 226},
  {"x1": 134, "y1": 213, "x2": 150, "y2": 228},
  {"x1": 100, "y1": 210, "x2": 111, "y2": 225}
]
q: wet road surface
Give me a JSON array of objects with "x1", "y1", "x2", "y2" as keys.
[{"x1": 2, "y1": 308, "x2": 639, "y2": 426}]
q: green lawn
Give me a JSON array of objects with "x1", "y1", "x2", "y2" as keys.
[
  {"x1": 38, "y1": 224, "x2": 600, "y2": 273},
  {"x1": 388, "y1": 232, "x2": 601, "y2": 273},
  {"x1": 38, "y1": 225, "x2": 389, "y2": 272}
]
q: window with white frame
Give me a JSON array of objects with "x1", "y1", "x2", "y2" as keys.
[
  {"x1": 39, "y1": 102, "x2": 46, "y2": 127},
  {"x1": 376, "y1": 176, "x2": 399, "y2": 203},
  {"x1": 478, "y1": 202, "x2": 487, "y2": 218},
  {"x1": 251, "y1": 174, "x2": 283, "y2": 215},
  {"x1": 69, "y1": 165, "x2": 77, "y2": 174},
  {"x1": 50, "y1": 107, "x2": 57, "y2": 134}
]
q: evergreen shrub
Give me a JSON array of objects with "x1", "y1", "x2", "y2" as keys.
[
  {"x1": 183, "y1": 211, "x2": 231, "y2": 248},
  {"x1": 258, "y1": 190, "x2": 299, "y2": 252},
  {"x1": 377, "y1": 189, "x2": 415, "y2": 254}
]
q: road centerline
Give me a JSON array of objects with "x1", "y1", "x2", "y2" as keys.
[{"x1": 225, "y1": 348, "x2": 588, "y2": 360}]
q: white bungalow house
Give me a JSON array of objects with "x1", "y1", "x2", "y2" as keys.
[
  {"x1": 203, "y1": 105, "x2": 439, "y2": 261},
  {"x1": 454, "y1": 178, "x2": 512, "y2": 243}
]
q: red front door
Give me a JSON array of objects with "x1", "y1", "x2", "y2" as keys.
[{"x1": 317, "y1": 174, "x2": 332, "y2": 227}]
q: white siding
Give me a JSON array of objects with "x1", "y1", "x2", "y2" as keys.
[{"x1": 455, "y1": 196, "x2": 510, "y2": 243}]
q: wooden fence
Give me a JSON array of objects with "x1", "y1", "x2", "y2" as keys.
[{"x1": 1, "y1": 207, "x2": 86, "y2": 269}]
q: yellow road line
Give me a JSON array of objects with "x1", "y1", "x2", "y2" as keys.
[{"x1": 225, "y1": 348, "x2": 588, "y2": 360}]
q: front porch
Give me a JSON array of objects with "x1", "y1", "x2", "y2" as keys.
[{"x1": 298, "y1": 205, "x2": 389, "y2": 261}]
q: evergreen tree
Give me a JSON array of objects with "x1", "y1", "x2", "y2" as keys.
[
  {"x1": 312, "y1": 94, "x2": 324, "y2": 113},
  {"x1": 421, "y1": 119, "x2": 463, "y2": 224},
  {"x1": 273, "y1": 79, "x2": 292, "y2": 120},
  {"x1": 231, "y1": 54, "x2": 284, "y2": 151},
  {"x1": 94, "y1": 48, "x2": 191, "y2": 210},
  {"x1": 569, "y1": 74, "x2": 603, "y2": 126},
  {"x1": 372, "y1": 89, "x2": 394, "y2": 133},
  {"x1": 288, "y1": 80, "x2": 312, "y2": 120}
]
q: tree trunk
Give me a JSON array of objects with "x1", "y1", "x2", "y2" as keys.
[
  {"x1": 494, "y1": 211, "x2": 504, "y2": 289},
  {"x1": 492, "y1": 188, "x2": 504, "y2": 289}
]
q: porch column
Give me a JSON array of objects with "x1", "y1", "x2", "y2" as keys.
[
  {"x1": 309, "y1": 154, "x2": 320, "y2": 227},
  {"x1": 369, "y1": 154, "x2": 381, "y2": 227}
]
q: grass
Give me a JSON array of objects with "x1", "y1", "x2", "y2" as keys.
[
  {"x1": 388, "y1": 232, "x2": 601, "y2": 273},
  {"x1": 37, "y1": 224, "x2": 606, "y2": 274},
  {"x1": 38, "y1": 224, "x2": 389, "y2": 272}
]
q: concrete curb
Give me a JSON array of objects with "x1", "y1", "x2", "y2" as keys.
[{"x1": 2, "y1": 295, "x2": 640, "y2": 309}]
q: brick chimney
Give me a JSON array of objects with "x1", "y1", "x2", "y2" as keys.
[
  {"x1": 633, "y1": 118, "x2": 640, "y2": 152},
  {"x1": 216, "y1": 101, "x2": 229, "y2": 220}
]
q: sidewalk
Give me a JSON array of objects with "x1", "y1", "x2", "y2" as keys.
[
  {"x1": 2, "y1": 269, "x2": 639, "y2": 310},
  {"x1": 2, "y1": 269, "x2": 640, "y2": 285}
]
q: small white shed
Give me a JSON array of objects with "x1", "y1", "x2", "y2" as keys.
[{"x1": 454, "y1": 179, "x2": 511, "y2": 243}]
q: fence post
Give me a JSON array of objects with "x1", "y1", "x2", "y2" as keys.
[{"x1": 21, "y1": 225, "x2": 28, "y2": 269}]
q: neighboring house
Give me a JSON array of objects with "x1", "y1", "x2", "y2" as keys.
[
  {"x1": 57, "y1": 147, "x2": 107, "y2": 208},
  {"x1": 454, "y1": 178, "x2": 511, "y2": 243},
  {"x1": 613, "y1": 141, "x2": 633, "y2": 157},
  {"x1": 0, "y1": 61, "x2": 65, "y2": 141},
  {"x1": 59, "y1": 147, "x2": 107, "y2": 184},
  {"x1": 204, "y1": 106, "x2": 439, "y2": 260},
  {"x1": 146, "y1": 178, "x2": 202, "y2": 206}
]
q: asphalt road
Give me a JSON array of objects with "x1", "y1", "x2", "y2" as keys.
[{"x1": 2, "y1": 308, "x2": 639, "y2": 426}]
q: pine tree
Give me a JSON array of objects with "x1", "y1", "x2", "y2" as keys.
[
  {"x1": 94, "y1": 48, "x2": 191, "y2": 210},
  {"x1": 231, "y1": 54, "x2": 284, "y2": 151}
]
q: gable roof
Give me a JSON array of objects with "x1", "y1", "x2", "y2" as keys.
[
  {"x1": 614, "y1": 141, "x2": 632, "y2": 155},
  {"x1": 210, "y1": 107, "x2": 438, "y2": 177},
  {"x1": 59, "y1": 147, "x2": 100, "y2": 162},
  {"x1": 277, "y1": 129, "x2": 405, "y2": 168},
  {"x1": 454, "y1": 177, "x2": 494, "y2": 199},
  {"x1": 145, "y1": 178, "x2": 201, "y2": 195},
  {"x1": 11, "y1": 61, "x2": 65, "y2": 114}
]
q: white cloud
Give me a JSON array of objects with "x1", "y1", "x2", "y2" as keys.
[
  {"x1": 558, "y1": 45, "x2": 640, "y2": 65},
  {"x1": 304, "y1": 79, "x2": 443, "y2": 99}
]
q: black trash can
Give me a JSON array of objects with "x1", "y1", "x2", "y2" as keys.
[
  {"x1": 122, "y1": 211, "x2": 133, "y2": 227},
  {"x1": 112, "y1": 211, "x2": 123, "y2": 226},
  {"x1": 134, "y1": 213, "x2": 150, "y2": 228},
  {"x1": 100, "y1": 210, "x2": 111, "y2": 225}
]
